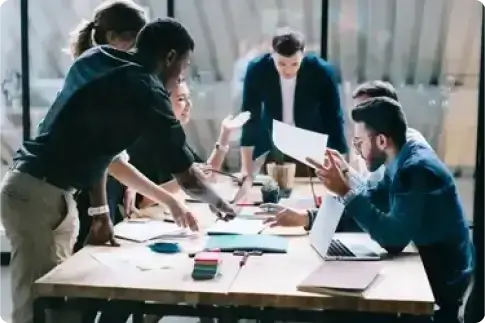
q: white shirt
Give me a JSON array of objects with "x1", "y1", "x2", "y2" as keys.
[
  {"x1": 280, "y1": 76, "x2": 297, "y2": 125},
  {"x1": 113, "y1": 150, "x2": 130, "y2": 163}
]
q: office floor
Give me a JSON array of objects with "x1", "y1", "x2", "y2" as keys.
[{"x1": 0, "y1": 178, "x2": 477, "y2": 323}]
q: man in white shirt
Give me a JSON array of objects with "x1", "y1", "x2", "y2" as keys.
[{"x1": 239, "y1": 28, "x2": 347, "y2": 176}]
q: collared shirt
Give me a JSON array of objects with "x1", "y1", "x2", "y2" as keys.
[
  {"x1": 13, "y1": 46, "x2": 194, "y2": 189},
  {"x1": 344, "y1": 139, "x2": 474, "y2": 308},
  {"x1": 364, "y1": 128, "x2": 431, "y2": 184},
  {"x1": 280, "y1": 76, "x2": 297, "y2": 125}
]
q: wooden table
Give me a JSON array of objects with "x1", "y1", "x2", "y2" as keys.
[
  {"x1": 229, "y1": 234, "x2": 434, "y2": 315},
  {"x1": 33, "y1": 179, "x2": 435, "y2": 322}
]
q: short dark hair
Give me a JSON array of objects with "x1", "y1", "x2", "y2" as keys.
[
  {"x1": 271, "y1": 28, "x2": 305, "y2": 57},
  {"x1": 351, "y1": 97, "x2": 408, "y2": 147},
  {"x1": 135, "y1": 18, "x2": 195, "y2": 59},
  {"x1": 352, "y1": 81, "x2": 399, "y2": 101}
]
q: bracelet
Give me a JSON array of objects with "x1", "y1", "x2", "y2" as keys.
[
  {"x1": 215, "y1": 142, "x2": 229, "y2": 153},
  {"x1": 87, "y1": 205, "x2": 110, "y2": 216},
  {"x1": 304, "y1": 209, "x2": 315, "y2": 232}
]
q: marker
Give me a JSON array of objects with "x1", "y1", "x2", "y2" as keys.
[{"x1": 235, "y1": 202, "x2": 263, "y2": 206}]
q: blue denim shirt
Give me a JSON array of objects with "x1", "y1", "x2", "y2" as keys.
[{"x1": 345, "y1": 139, "x2": 474, "y2": 308}]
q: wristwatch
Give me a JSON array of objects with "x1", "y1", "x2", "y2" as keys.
[
  {"x1": 215, "y1": 142, "x2": 229, "y2": 153},
  {"x1": 87, "y1": 205, "x2": 110, "y2": 216}
]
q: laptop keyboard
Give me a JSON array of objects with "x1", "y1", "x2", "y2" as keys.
[{"x1": 327, "y1": 239, "x2": 356, "y2": 257}]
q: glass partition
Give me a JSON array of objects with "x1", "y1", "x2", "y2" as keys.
[{"x1": 23, "y1": 0, "x2": 164, "y2": 137}]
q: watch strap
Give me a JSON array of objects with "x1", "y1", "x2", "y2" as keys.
[{"x1": 88, "y1": 205, "x2": 110, "y2": 216}]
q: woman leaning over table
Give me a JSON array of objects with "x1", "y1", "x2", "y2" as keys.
[{"x1": 119, "y1": 79, "x2": 250, "y2": 216}]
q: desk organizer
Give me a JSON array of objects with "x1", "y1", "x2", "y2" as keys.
[{"x1": 191, "y1": 252, "x2": 221, "y2": 280}]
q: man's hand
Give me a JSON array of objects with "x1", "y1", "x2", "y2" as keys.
[
  {"x1": 209, "y1": 201, "x2": 238, "y2": 221},
  {"x1": 260, "y1": 203, "x2": 309, "y2": 227},
  {"x1": 306, "y1": 150, "x2": 351, "y2": 197},
  {"x1": 194, "y1": 163, "x2": 216, "y2": 182},
  {"x1": 324, "y1": 148, "x2": 349, "y2": 170},
  {"x1": 85, "y1": 213, "x2": 119, "y2": 247},
  {"x1": 165, "y1": 198, "x2": 199, "y2": 231}
]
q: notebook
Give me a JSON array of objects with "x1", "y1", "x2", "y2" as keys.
[
  {"x1": 114, "y1": 220, "x2": 186, "y2": 242},
  {"x1": 297, "y1": 261, "x2": 382, "y2": 297},
  {"x1": 206, "y1": 218, "x2": 268, "y2": 235},
  {"x1": 205, "y1": 234, "x2": 288, "y2": 253}
]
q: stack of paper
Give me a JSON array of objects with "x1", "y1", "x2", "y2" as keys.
[
  {"x1": 272, "y1": 120, "x2": 329, "y2": 168},
  {"x1": 91, "y1": 248, "x2": 173, "y2": 271}
]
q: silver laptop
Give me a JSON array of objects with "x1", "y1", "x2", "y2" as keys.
[{"x1": 309, "y1": 195, "x2": 385, "y2": 261}]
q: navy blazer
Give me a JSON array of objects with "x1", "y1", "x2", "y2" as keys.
[{"x1": 240, "y1": 53, "x2": 348, "y2": 156}]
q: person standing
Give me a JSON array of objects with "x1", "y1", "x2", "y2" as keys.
[
  {"x1": 0, "y1": 18, "x2": 236, "y2": 323},
  {"x1": 240, "y1": 28, "x2": 348, "y2": 176}
]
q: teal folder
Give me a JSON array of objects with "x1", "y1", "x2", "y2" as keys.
[{"x1": 205, "y1": 234, "x2": 288, "y2": 253}]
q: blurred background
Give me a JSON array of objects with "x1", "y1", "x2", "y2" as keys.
[{"x1": 0, "y1": 0, "x2": 483, "y2": 320}]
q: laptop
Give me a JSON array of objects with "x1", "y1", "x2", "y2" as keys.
[{"x1": 309, "y1": 195, "x2": 386, "y2": 261}]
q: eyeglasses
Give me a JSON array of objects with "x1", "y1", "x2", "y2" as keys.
[{"x1": 352, "y1": 138, "x2": 363, "y2": 151}]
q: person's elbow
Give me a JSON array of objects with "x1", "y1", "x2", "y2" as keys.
[
  {"x1": 107, "y1": 159, "x2": 126, "y2": 178},
  {"x1": 366, "y1": 220, "x2": 413, "y2": 247}
]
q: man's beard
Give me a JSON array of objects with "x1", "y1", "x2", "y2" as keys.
[{"x1": 367, "y1": 147, "x2": 387, "y2": 172}]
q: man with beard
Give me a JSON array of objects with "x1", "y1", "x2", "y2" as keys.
[
  {"x1": 308, "y1": 97, "x2": 474, "y2": 323},
  {"x1": 261, "y1": 81, "x2": 431, "y2": 233}
]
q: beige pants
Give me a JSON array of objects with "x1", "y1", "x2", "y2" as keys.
[{"x1": 0, "y1": 171, "x2": 80, "y2": 323}]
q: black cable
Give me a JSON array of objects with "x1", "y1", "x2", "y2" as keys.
[{"x1": 306, "y1": 166, "x2": 318, "y2": 209}]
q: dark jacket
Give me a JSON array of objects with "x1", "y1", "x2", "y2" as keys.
[
  {"x1": 344, "y1": 140, "x2": 474, "y2": 311},
  {"x1": 240, "y1": 53, "x2": 348, "y2": 157}
]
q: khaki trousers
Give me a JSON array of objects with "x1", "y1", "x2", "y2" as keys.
[{"x1": 0, "y1": 171, "x2": 81, "y2": 323}]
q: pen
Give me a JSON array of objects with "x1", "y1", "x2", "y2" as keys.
[
  {"x1": 205, "y1": 168, "x2": 239, "y2": 180},
  {"x1": 235, "y1": 202, "x2": 263, "y2": 207},
  {"x1": 239, "y1": 252, "x2": 249, "y2": 267}
]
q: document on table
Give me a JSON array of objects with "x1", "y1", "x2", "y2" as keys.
[
  {"x1": 207, "y1": 218, "x2": 268, "y2": 235},
  {"x1": 272, "y1": 120, "x2": 329, "y2": 168},
  {"x1": 91, "y1": 248, "x2": 173, "y2": 271},
  {"x1": 114, "y1": 220, "x2": 188, "y2": 242}
]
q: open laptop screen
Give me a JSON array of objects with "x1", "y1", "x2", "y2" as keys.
[{"x1": 309, "y1": 195, "x2": 345, "y2": 259}]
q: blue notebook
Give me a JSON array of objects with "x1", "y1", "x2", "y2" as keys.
[{"x1": 205, "y1": 234, "x2": 288, "y2": 253}]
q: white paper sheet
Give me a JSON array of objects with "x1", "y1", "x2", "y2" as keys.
[
  {"x1": 91, "y1": 248, "x2": 173, "y2": 271},
  {"x1": 114, "y1": 220, "x2": 187, "y2": 242},
  {"x1": 207, "y1": 218, "x2": 268, "y2": 235},
  {"x1": 272, "y1": 120, "x2": 329, "y2": 168}
]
